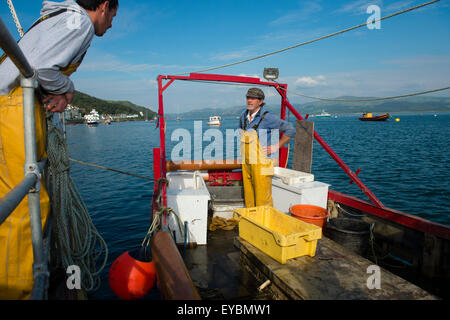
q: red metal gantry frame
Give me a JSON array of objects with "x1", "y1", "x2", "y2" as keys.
[
  {"x1": 153, "y1": 72, "x2": 450, "y2": 240},
  {"x1": 155, "y1": 73, "x2": 383, "y2": 207}
]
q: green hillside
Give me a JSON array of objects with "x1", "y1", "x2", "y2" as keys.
[{"x1": 72, "y1": 91, "x2": 157, "y2": 117}]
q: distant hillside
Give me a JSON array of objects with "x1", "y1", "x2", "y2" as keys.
[
  {"x1": 297, "y1": 96, "x2": 450, "y2": 114},
  {"x1": 72, "y1": 91, "x2": 157, "y2": 117},
  {"x1": 167, "y1": 95, "x2": 450, "y2": 119}
]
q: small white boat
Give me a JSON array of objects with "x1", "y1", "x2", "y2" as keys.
[
  {"x1": 207, "y1": 116, "x2": 221, "y2": 126},
  {"x1": 313, "y1": 110, "x2": 332, "y2": 118},
  {"x1": 84, "y1": 109, "x2": 100, "y2": 126}
]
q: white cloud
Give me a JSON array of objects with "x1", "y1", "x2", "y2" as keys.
[
  {"x1": 335, "y1": 0, "x2": 383, "y2": 15},
  {"x1": 294, "y1": 75, "x2": 327, "y2": 87},
  {"x1": 269, "y1": 2, "x2": 323, "y2": 26},
  {"x1": 257, "y1": 27, "x2": 330, "y2": 43},
  {"x1": 72, "y1": 53, "x2": 449, "y2": 112},
  {"x1": 284, "y1": 66, "x2": 449, "y2": 102},
  {"x1": 382, "y1": 55, "x2": 450, "y2": 66},
  {"x1": 383, "y1": 1, "x2": 414, "y2": 14},
  {"x1": 77, "y1": 53, "x2": 201, "y2": 75},
  {"x1": 209, "y1": 50, "x2": 250, "y2": 62},
  {"x1": 208, "y1": 46, "x2": 260, "y2": 62},
  {"x1": 238, "y1": 73, "x2": 260, "y2": 79},
  {"x1": 79, "y1": 60, "x2": 199, "y2": 73}
]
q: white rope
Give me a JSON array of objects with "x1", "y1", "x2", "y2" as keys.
[
  {"x1": 6, "y1": 0, "x2": 24, "y2": 37},
  {"x1": 46, "y1": 116, "x2": 108, "y2": 292},
  {"x1": 174, "y1": 0, "x2": 441, "y2": 75}
]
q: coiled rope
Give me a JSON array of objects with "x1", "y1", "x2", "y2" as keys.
[{"x1": 46, "y1": 115, "x2": 108, "y2": 292}]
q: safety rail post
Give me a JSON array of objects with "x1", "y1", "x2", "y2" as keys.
[
  {"x1": 0, "y1": 17, "x2": 49, "y2": 299},
  {"x1": 0, "y1": 174, "x2": 37, "y2": 224},
  {"x1": 0, "y1": 17, "x2": 33, "y2": 77},
  {"x1": 0, "y1": 159, "x2": 47, "y2": 224},
  {"x1": 279, "y1": 83, "x2": 289, "y2": 168},
  {"x1": 157, "y1": 76, "x2": 167, "y2": 207},
  {"x1": 22, "y1": 75, "x2": 49, "y2": 300}
]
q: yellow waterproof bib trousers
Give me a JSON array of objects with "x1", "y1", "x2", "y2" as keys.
[
  {"x1": 0, "y1": 63, "x2": 79, "y2": 299},
  {"x1": 240, "y1": 130, "x2": 274, "y2": 208}
]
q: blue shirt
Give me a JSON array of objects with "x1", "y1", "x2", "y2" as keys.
[{"x1": 238, "y1": 108, "x2": 296, "y2": 148}]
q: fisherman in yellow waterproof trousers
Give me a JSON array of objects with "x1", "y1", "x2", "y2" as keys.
[
  {"x1": 239, "y1": 88, "x2": 295, "y2": 208},
  {"x1": 0, "y1": 0, "x2": 117, "y2": 299}
]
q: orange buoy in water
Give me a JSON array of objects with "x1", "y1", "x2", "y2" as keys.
[{"x1": 108, "y1": 247, "x2": 156, "y2": 300}]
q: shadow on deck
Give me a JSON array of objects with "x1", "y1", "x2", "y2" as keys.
[{"x1": 183, "y1": 227, "x2": 276, "y2": 300}]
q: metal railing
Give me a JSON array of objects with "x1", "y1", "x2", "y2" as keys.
[{"x1": 0, "y1": 17, "x2": 50, "y2": 300}]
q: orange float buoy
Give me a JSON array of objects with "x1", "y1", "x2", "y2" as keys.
[{"x1": 108, "y1": 247, "x2": 156, "y2": 300}]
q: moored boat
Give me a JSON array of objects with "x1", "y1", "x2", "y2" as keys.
[
  {"x1": 84, "y1": 109, "x2": 100, "y2": 126},
  {"x1": 359, "y1": 112, "x2": 390, "y2": 121},
  {"x1": 206, "y1": 115, "x2": 221, "y2": 126},
  {"x1": 312, "y1": 110, "x2": 332, "y2": 118}
]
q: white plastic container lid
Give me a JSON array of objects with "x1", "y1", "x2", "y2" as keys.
[{"x1": 273, "y1": 167, "x2": 314, "y2": 185}]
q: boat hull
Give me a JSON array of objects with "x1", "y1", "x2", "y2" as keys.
[{"x1": 359, "y1": 114, "x2": 389, "y2": 121}]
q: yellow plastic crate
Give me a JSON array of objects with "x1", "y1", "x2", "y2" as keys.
[{"x1": 234, "y1": 206, "x2": 322, "y2": 264}]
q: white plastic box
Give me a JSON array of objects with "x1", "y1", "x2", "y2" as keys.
[
  {"x1": 272, "y1": 177, "x2": 330, "y2": 214},
  {"x1": 164, "y1": 171, "x2": 211, "y2": 245},
  {"x1": 273, "y1": 167, "x2": 314, "y2": 185}
]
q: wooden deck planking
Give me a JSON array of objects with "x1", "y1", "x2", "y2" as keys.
[{"x1": 235, "y1": 236, "x2": 437, "y2": 300}]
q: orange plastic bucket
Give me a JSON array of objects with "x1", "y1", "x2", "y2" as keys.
[{"x1": 289, "y1": 204, "x2": 329, "y2": 229}]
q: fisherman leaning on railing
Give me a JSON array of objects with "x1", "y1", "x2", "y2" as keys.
[{"x1": 0, "y1": 0, "x2": 118, "y2": 300}]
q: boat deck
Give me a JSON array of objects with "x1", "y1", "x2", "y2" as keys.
[
  {"x1": 184, "y1": 227, "x2": 437, "y2": 300},
  {"x1": 183, "y1": 227, "x2": 274, "y2": 300}
]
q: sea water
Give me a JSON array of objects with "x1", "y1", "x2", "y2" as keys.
[{"x1": 66, "y1": 112, "x2": 449, "y2": 299}]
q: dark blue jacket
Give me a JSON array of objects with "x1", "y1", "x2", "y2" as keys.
[{"x1": 238, "y1": 108, "x2": 295, "y2": 148}]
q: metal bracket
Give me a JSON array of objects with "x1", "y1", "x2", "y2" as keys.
[
  {"x1": 20, "y1": 72, "x2": 38, "y2": 88},
  {"x1": 349, "y1": 168, "x2": 361, "y2": 184},
  {"x1": 25, "y1": 163, "x2": 42, "y2": 193}
]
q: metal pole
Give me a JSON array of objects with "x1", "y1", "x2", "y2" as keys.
[
  {"x1": 158, "y1": 76, "x2": 167, "y2": 207},
  {"x1": 21, "y1": 75, "x2": 49, "y2": 299},
  {"x1": 0, "y1": 17, "x2": 33, "y2": 78},
  {"x1": 31, "y1": 189, "x2": 53, "y2": 300},
  {"x1": 0, "y1": 17, "x2": 49, "y2": 299},
  {"x1": 0, "y1": 174, "x2": 37, "y2": 225}
]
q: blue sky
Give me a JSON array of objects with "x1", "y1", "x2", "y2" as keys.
[{"x1": 1, "y1": 0, "x2": 449, "y2": 113}]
